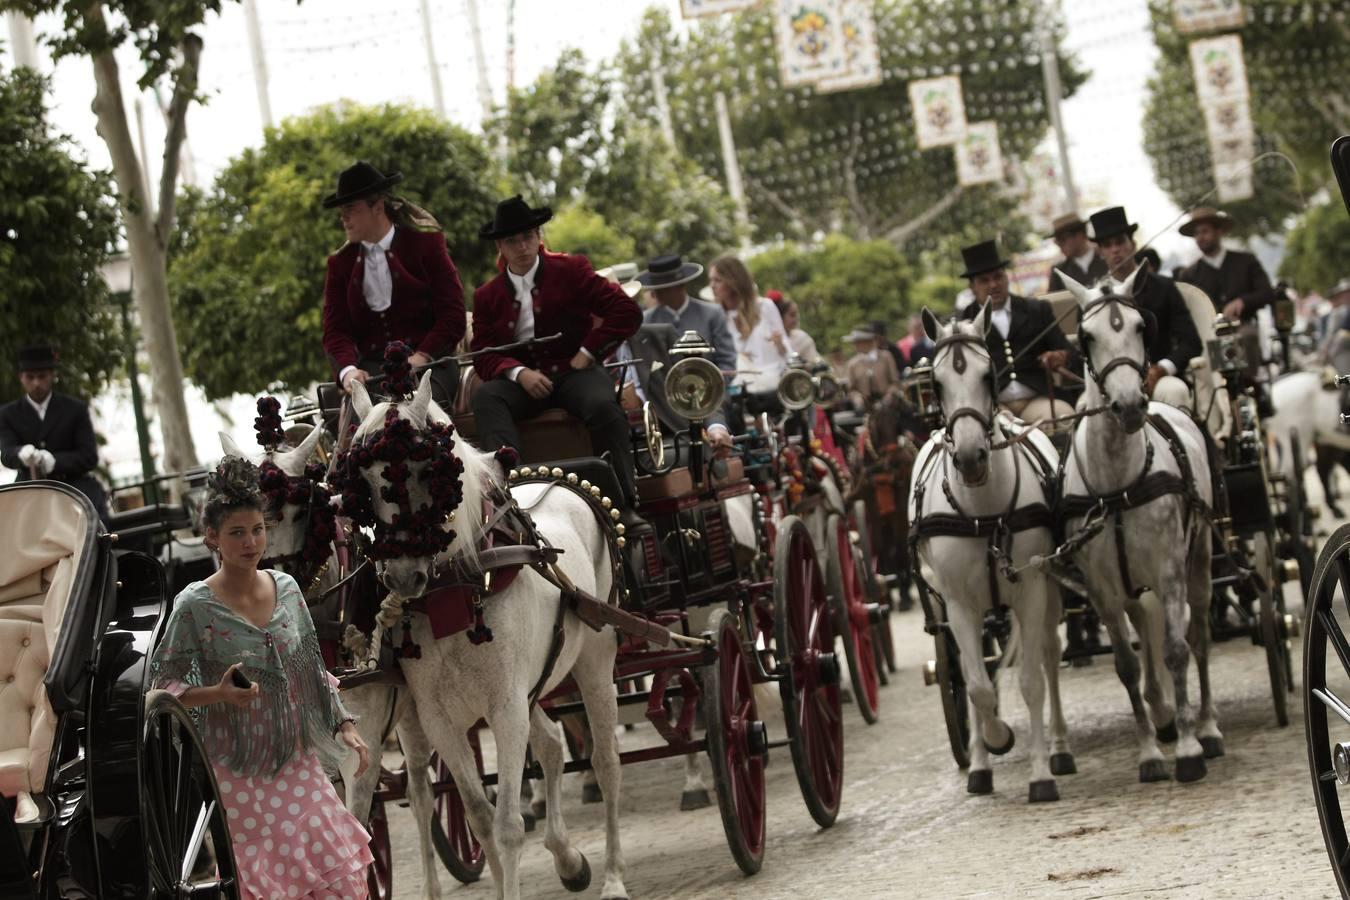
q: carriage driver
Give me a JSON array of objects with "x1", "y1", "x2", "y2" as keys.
[
  {"x1": 469, "y1": 195, "x2": 645, "y2": 528},
  {"x1": 957, "y1": 239, "x2": 1078, "y2": 425},
  {"x1": 1088, "y1": 206, "x2": 1203, "y2": 410},
  {"x1": 321, "y1": 161, "x2": 466, "y2": 408}
]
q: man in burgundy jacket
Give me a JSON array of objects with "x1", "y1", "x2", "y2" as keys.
[
  {"x1": 470, "y1": 195, "x2": 643, "y2": 521},
  {"x1": 321, "y1": 161, "x2": 466, "y2": 407}
]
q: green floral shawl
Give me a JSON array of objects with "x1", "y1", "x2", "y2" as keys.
[{"x1": 148, "y1": 570, "x2": 353, "y2": 777}]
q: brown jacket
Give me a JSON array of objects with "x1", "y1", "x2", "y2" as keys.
[{"x1": 845, "y1": 351, "x2": 900, "y2": 404}]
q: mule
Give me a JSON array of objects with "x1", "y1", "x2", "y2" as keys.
[
  {"x1": 908, "y1": 305, "x2": 1072, "y2": 801},
  {"x1": 343, "y1": 372, "x2": 628, "y2": 900},
  {"x1": 1056, "y1": 269, "x2": 1220, "y2": 784}
]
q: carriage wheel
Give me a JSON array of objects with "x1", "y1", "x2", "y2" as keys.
[
  {"x1": 702, "y1": 607, "x2": 767, "y2": 875},
  {"x1": 852, "y1": 499, "x2": 896, "y2": 679},
  {"x1": 429, "y1": 756, "x2": 486, "y2": 883},
  {"x1": 826, "y1": 513, "x2": 882, "y2": 724},
  {"x1": 773, "y1": 516, "x2": 845, "y2": 828},
  {"x1": 1302, "y1": 523, "x2": 1350, "y2": 896},
  {"x1": 1253, "y1": 531, "x2": 1291, "y2": 727},
  {"x1": 365, "y1": 797, "x2": 393, "y2": 900},
  {"x1": 1289, "y1": 429, "x2": 1317, "y2": 600},
  {"x1": 933, "y1": 629, "x2": 972, "y2": 769},
  {"x1": 140, "y1": 691, "x2": 241, "y2": 900}
]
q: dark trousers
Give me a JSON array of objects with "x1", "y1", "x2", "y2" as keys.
[{"x1": 472, "y1": 366, "x2": 636, "y2": 504}]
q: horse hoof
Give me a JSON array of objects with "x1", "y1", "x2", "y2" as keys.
[
  {"x1": 680, "y1": 788, "x2": 711, "y2": 811},
  {"x1": 582, "y1": 782, "x2": 604, "y2": 804},
  {"x1": 1070, "y1": 656, "x2": 1094, "y2": 668},
  {"x1": 1050, "y1": 752, "x2": 1077, "y2": 776},
  {"x1": 1028, "y1": 779, "x2": 1059, "y2": 803},
  {"x1": 1175, "y1": 754, "x2": 1207, "y2": 783},
  {"x1": 1200, "y1": 736, "x2": 1226, "y2": 759},
  {"x1": 967, "y1": 769, "x2": 993, "y2": 794},
  {"x1": 1139, "y1": 759, "x2": 1171, "y2": 783},
  {"x1": 560, "y1": 853, "x2": 592, "y2": 893},
  {"x1": 1155, "y1": 720, "x2": 1179, "y2": 744},
  {"x1": 523, "y1": 810, "x2": 536, "y2": 833},
  {"x1": 984, "y1": 729, "x2": 1015, "y2": 756}
]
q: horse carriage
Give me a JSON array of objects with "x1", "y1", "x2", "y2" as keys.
[{"x1": 0, "y1": 481, "x2": 240, "y2": 898}]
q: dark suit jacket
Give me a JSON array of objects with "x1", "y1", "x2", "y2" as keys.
[
  {"x1": 643, "y1": 296, "x2": 737, "y2": 373},
  {"x1": 471, "y1": 250, "x2": 641, "y2": 381},
  {"x1": 0, "y1": 392, "x2": 106, "y2": 512},
  {"x1": 961, "y1": 295, "x2": 1079, "y2": 397},
  {"x1": 624, "y1": 324, "x2": 729, "y2": 432},
  {"x1": 1131, "y1": 271, "x2": 1203, "y2": 375},
  {"x1": 1048, "y1": 253, "x2": 1109, "y2": 292},
  {"x1": 1175, "y1": 250, "x2": 1272, "y2": 323},
  {"x1": 322, "y1": 227, "x2": 467, "y2": 377}
]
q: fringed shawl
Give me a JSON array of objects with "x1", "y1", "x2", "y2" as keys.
[{"x1": 148, "y1": 571, "x2": 353, "y2": 777}]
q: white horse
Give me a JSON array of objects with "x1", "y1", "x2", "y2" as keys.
[
  {"x1": 1268, "y1": 370, "x2": 1342, "y2": 514},
  {"x1": 345, "y1": 373, "x2": 628, "y2": 900},
  {"x1": 907, "y1": 306, "x2": 1072, "y2": 801},
  {"x1": 1056, "y1": 269, "x2": 1220, "y2": 783},
  {"x1": 218, "y1": 426, "x2": 447, "y2": 899}
]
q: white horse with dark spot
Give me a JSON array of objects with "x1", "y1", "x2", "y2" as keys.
[
  {"x1": 907, "y1": 306, "x2": 1073, "y2": 801},
  {"x1": 1056, "y1": 269, "x2": 1220, "y2": 783},
  {"x1": 343, "y1": 373, "x2": 628, "y2": 900}
]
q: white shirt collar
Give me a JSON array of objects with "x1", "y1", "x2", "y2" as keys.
[
  {"x1": 507, "y1": 255, "x2": 541, "y2": 296},
  {"x1": 26, "y1": 393, "x2": 50, "y2": 420},
  {"x1": 1074, "y1": 249, "x2": 1096, "y2": 271},
  {"x1": 1202, "y1": 247, "x2": 1227, "y2": 269},
  {"x1": 363, "y1": 224, "x2": 395, "y2": 253},
  {"x1": 669, "y1": 295, "x2": 691, "y2": 318}
]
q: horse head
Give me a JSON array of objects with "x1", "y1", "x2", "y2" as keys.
[
  {"x1": 1057, "y1": 267, "x2": 1149, "y2": 433},
  {"x1": 922, "y1": 305, "x2": 997, "y2": 484}
]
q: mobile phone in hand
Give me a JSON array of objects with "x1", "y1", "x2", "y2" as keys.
[{"x1": 230, "y1": 667, "x2": 253, "y2": 690}]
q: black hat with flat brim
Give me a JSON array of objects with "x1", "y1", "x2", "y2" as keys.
[
  {"x1": 16, "y1": 345, "x2": 59, "y2": 372},
  {"x1": 959, "y1": 240, "x2": 1010, "y2": 279},
  {"x1": 637, "y1": 254, "x2": 704, "y2": 289},
  {"x1": 480, "y1": 195, "x2": 553, "y2": 240},
  {"x1": 322, "y1": 161, "x2": 403, "y2": 209},
  {"x1": 1088, "y1": 206, "x2": 1139, "y2": 243}
]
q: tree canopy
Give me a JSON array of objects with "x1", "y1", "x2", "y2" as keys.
[
  {"x1": 170, "y1": 102, "x2": 498, "y2": 400},
  {"x1": 0, "y1": 65, "x2": 121, "y2": 404},
  {"x1": 1279, "y1": 198, "x2": 1350, "y2": 296}
]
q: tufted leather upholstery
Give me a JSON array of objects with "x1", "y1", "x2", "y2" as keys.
[{"x1": 0, "y1": 488, "x2": 91, "y2": 805}]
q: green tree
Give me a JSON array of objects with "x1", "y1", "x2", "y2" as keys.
[
  {"x1": 170, "y1": 102, "x2": 498, "y2": 400},
  {"x1": 1279, "y1": 199, "x2": 1350, "y2": 296},
  {"x1": 544, "y1": 204, "x2": 636, "y2": 266},
  {"x1": 0, "y1": 65, "x2": 121, "y2": 404}
]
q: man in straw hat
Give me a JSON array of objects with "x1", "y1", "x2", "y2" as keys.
[
  {"x1": 469, "y1": 195, "x2": 644, "y2": 524},
  {"x1": 1088, "y1": 206, "x2": 1201, "y2": 410},
  {"x1": 321, "y1": 160, "x2": 466, "y2": 408},
  {"x1": 0, "y1": 345, "x2": 106, "y2": 517},
  {"x1": 1175, "y1": 207, "x2": 1275, "y2": 325},
  {"x1": 843, "y1": 326, "x2": 901, "y2": 409},
  {"x1": 1046, "y1": 212, "x2": 1108, "y2": 292},
  {"x1": 957, "y1": 239, "x2": 1078, "y2": 426}
]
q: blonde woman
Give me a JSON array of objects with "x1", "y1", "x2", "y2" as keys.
[{"x1": 709, "y1": 255, "x2": 789, "y2": 394}]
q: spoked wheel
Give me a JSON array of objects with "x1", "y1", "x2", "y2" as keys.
[
  {"x1": 852, "y1": 499, "x2": 895, "y2": 680},
  {"x1": 365, "y1": 797, "x2": 393, "y2": 900},
  {"x1": 1303, "y1": 523, "x2": 1350, "y2": 896},
  {"x1": 140, "y1": 691, "x2": 241, "y2": 900},
  {"x1": 826, "y1": 513, "x2": 881, "y2": 724},
  {"x1": 933, "y1": 629, "x2": 972, "y2": 769},
  {"x1": 702, "y1": 607, "x2": 768, "y2": 875},
  {"x1": 1253, "y1": 531, "x2": 1292, "y2": 727},
  {"x1": 430, "y1": 754, "x2": 486, "y2": 883},
  {"x1": 1288, "y1": 429, "x2": 1317, "y2": 600},
  {"x1": 773, "y1": 515, "x2": 845, "y2": 828}
]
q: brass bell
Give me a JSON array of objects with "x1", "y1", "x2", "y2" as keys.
[
  {"x1": 601, "y1": 497, "x2": 613, "y2": 510},
  {"x1": 520, "y1": 466, "x2": 534, "y2": 478},
  {"x1": 551, "y1": 467, "x2": 564, "y2": 478},
  {"x1": 581, "y1": 480, "x2": 592, "y2": 491},
  {"x1": 616, "y1": 524, "x2": 626, "y2": 536},
  {"x1": 617, "y1": 536, "x2": 626, "y2": 548},
  {"x1": 591, "y1": 486, "x2": 603, "y2": 498},
  {"x1": 610, "y1": 508, "x2": 621, "y2": 521},
  {"x1": 567, "y1": 473, "x2": 579, "y2": 485},
  {"x1": 509, "y1": 469, "x2": 519, "y2": 480}
]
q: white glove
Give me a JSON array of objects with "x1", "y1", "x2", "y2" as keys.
[
  {"x1": 17, "y1": 444, "x2": 36, "y2": 465},
  {"x1": 36, "y1": 450, "x2": 56, "y2": 475}
]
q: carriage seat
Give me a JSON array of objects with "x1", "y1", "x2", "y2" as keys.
[{"x1": 0, "y1": 486, "x2": 94, "y2": 821}]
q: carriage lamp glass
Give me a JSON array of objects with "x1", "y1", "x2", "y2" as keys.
[
  {"x1": 778, "y1": 368, "x2": 816, "y2": 411},
  {"x1": 665, "y1": 356, "x2": 726, "y2": 421},
  {"x1": 1207, "y1": 318, "x2": 1248, "y2": 376},
  {"x1": 1273, "y1": 297, "x2": 1296, "y2": 333},
  {"x1": 904, "y1": 361, "x2": 942, "y2": 425},
  {"x1": 813, "y1": 372, "x2": 843, "y2": 407}
]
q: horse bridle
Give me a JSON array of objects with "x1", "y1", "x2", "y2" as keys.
[
  {"x1": 932, "y1": 332, "x2": 999, "y2": 442},
  {"x1": 1076, "y1": 292, "x2": 1148, "y2": 393}
]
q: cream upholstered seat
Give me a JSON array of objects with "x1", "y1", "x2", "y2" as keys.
[{"x1": 0, "y1": 485, "x2": 93, "y2": 818}]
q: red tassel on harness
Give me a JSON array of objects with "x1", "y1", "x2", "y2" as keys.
[
  {"x1": 398, "y1": 613, "x2": 422, "y2": 659},
  {"x1": 467, "y1": 595, "x2": 494, "y2": 645}
]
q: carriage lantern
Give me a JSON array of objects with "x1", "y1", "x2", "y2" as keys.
[
  {"x1": 778, "y1": 355, "x2": 817, "y2": 411},
  {"x1": 1207, "y1": 314, "x2": 1248, "y2": 378},
  {"x1": 666, "y1": 331, "x2": 727, "y2": 422},
  {"x1": 1273, "y1": 295, "x2": 1296, "y2": 334},
  {"x1": 903, "y1": 357, "x2": 943, "y2": 428}
]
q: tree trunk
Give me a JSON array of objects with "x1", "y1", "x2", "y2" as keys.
[
  {"x1": 883, "y1": 185, "x2": 965, "y2": 249},
  {"x1": 87, "y1": 5, "x2": 198, "y2": 474}
]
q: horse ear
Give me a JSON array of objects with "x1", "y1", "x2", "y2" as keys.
[
  {"x1": 277, "y1": 424, "x2": 323, "y2": 476},
  {"x1": 219, "y1": 431, "x2": 245, "y2": 459},
  {"x1": 1120, "y1": 264, "x2": 1143, "y2": 299},
  {"x1": 350, "y1": 379, "x2": 373, "y2": 421},
  {"x1": 921, "y1": 307, "x2": 942, "y2": 343},
  {"x1": 410, "y1": 370, "x2": 433, "y2": 420},
  {"x1": 1056, "y1": 268, "x2": 1093, "y2": 306}
]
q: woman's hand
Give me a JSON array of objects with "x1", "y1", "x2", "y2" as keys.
[
  {"x1": 770, "y1": 331, "x2": 787, "y2": 355},
  {"x1": 340, "y1": 722, "x2": 370, "y2": 777},
  {"x1": 214, "y1": 663, "x2": 260, "y2": 709}
]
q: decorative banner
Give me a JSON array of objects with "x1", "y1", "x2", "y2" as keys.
[
  {"x1": 1173, "y1": 0, "x2": 1245, "y2": 35},
  {"x1": 908, "y1": 75, "x2": 967, "y2": 149},
  {"x1": 1214, "y1": 159, "x2": 1254, "y2": 202},
  {"x1": 1202, "y1": 97, "x2": 1254, "y2": 144},
  {"x1": 773, "y1": 1, "x2": 849, "y2": 88},
  {"x1": 815, "y1": 0, "x2": 882, "y2": 94},
  {"x1": 955, "y1": 122, "x2": 1003, "y2": 186},
  {"x1": 681, "y1": 0, "x2": 760, "y2": 17},
  {"x1": 1189, "y1": 34, "x2": 1249, "y2": 106}
]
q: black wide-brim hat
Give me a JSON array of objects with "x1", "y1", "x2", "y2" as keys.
[
  {"x1": 322, "y1": 161, "x2": 403, "y2": 209},
  {"x1": 1088, "y1": 206, "x2": 1139, "y2": 243},
  {"x1": 16, "y1": 345, "x2": 59, "y2": 372},
  {"x1": 480, "y1": 195, "x2": 553, "y2": 240},
  {"x1": 637, "y1": 254, "x2": 704, "y2": 289},
  {"x1": 959, "y1": 239, "x2": 1010, "y2": 279}
]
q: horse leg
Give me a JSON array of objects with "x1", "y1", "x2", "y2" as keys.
[
  {"x1": 572, "y1": 637, "x2": 629, "y2": 900},
  {"x1": 680, "y1": 752, "x2": 710, "y2": 810},
  {"x1": 947, "y1": 598, "x2": 1002, "y2": 794},
  {"x1": 1040, "y1": 581, "x2": 1075, "y2": 777},
  {"x1": 487, "y1": 700, "x2": 534, "y2": 900},
  {"x1": 569, "y1": 715, "x2": 603, "y2": 804},
  {"x1": 1125, "y1": 591, "x2": 1176, "y2": 742},
  {"x1": 394, "y1": 705, "x2": 444, "y2": 900},
  {"x1": 424, "y1": 718, "x2": 504, "y2": 892},
  {"x1": 1014, "y1": 581, "x2": 1057, "y2": 802},
  {"x1": 1186, "y1": 536, "x2": 1223, "y2": 758},
  {"x1": 1161, "y1": 563, "x2": 1207, "y2": 783},
  {"x1": 1317, "y1": 443, "x2": 1344, "y2": 518},
  {"x1": 1101, "y1": 606, "x2": 1167, "y2": 781},
  {"x1": 528, "y1": 705, "x2": 592, "y2": 892}
]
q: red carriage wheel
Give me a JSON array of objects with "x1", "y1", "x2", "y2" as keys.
[
  {"x1": 826, "y1": 513, "x2": 882, "y2": 724},
  {"x1": 702, "y1": 607, "x2": 768, "y2": 875},
  {"x1": 773, "y1": 515, "x2": 845, "y2": 827},
  {"x1": 852, "y1": 498, "x2": 894, "y2": 682},
  {"x1": 429, "y1": 755, "x2": 486, "y2": 883},
  {"x1": 365, "y1": 797, "x2": 393, "y2": 900}
]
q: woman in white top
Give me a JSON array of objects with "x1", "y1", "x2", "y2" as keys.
[
  {"x1": 778, "y1": 298, "x2": 821, "y2": 364},
  {"x1": 709, "y1": 254, "x2": 789, "y2": 393}
]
